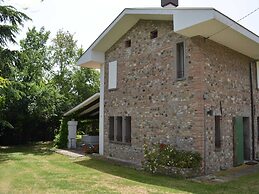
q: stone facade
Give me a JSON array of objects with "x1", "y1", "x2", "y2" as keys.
[
  {"x1": 192, "y1": 37, "x2": 258, "y2": 173},
  {"x1": 103, "y1": 19, "x2": 258, "y2": 174}
]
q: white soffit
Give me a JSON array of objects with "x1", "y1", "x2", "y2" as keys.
[
  {"x1": 77, "y1": 8, "x2": 259, "y2": 68},
  {"x1": 64, "y1": 93, "x2": 100, "y2": 116},
  {"x1": 79, "y1": 103, "x2": 100, "y2": 116},
  {"x1": 175, "y1": 9, "x2": 259, "y2": 59}
]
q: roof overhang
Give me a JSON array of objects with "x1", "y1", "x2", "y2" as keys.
[
  {"x1": 77, "y1": 8, "x2": 259, "y2": 69},
  {"x1": 64, "y1": 93, "x2": 100, "y2": 117}
]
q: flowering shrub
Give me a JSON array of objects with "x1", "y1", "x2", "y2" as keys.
[{"x1": 143, "y1": 143, "x2": 202, "y2": 174}]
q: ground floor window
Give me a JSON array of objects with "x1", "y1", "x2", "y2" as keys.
[
  {"x1": 109, "y1": 116, "x2": 131, "y2": 144},
  {"x1": 215, "y1": 116, "x2": 221, "y2": 149}
]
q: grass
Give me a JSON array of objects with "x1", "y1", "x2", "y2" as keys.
[{"x1": 0, "y1": 143, "x2": 259, "y2": 194}]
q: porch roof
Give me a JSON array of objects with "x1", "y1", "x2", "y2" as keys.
[{"x1": 63, "y1": 93, "x2": 100, "y2": 119}]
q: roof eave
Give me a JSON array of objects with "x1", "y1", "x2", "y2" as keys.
[
  {"x1": 77, "y1": 8, "x2": 259, "y2": 68},
  {"x1": 64, "y1": 93, "x2": 100, "y2": 117}
]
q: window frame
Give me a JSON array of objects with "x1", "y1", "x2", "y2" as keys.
[
  {"x1": 125, "y1": 39, "x2": 131, "y2": 48},
  {"x1": 108, "y1": 61, "x2": 118, "y2": 90},
  {"x1": 257, "y1": 117, "x2": 259, "y2": 142},
  {"x1": 215, "y1": 115, "x2": 222, "y2": 150},
  {"x1": 109, "y1": 116, "x2": 131, "y2": 145},
  {"x1": 150, "y1": 30, "x2": 158, "y2": 39},
  {"x1": 256, "y1": 62, "x2": 259, "y2": 89},
  {"x1": 176, "y1": 41, "x2": 186, "y2": 81},
  {"x1": 109, "y1": 117, "x2": 115, "y2": 141}
]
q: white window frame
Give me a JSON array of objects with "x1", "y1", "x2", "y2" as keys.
[{"x1": 108, "y1": 61, "x2": 117, "y2": 90}]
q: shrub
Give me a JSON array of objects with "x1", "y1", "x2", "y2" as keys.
[
  {"x1": 54, "y1": 117, "x2": 70, "y2": 148},
  {"x1": 143, "y1": 143, "x2": 202, "y2": 174}
]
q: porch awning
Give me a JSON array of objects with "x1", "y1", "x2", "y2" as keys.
[{"x1": 63, "y1": 93, "x2": 100, "y2": 119}]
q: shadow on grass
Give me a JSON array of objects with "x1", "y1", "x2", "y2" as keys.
[
  {"x1": 74, "y1": 158, "x2": 215, "y2": 194},
  {"x1": 0, "y1": 141, "x2": 54, "y2": 163}
]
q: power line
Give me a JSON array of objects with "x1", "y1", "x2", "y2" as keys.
[{"x1": 206, "y1": 7, "x2": 259, "y2": 39}]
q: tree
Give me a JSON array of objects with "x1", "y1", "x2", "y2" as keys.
[
  {"x1": 50, "y1": 30, "x2": 100, "y2": 148},
  {"x1": 0, "y1": 2, "x2": 30, "y2": 141},
  {"x1": 19, "y1": 27, "x2": 51, "y2": 82},
  {"x1": 49, "y1": 30, "x2": 100, "y2": 111},
  {"x1": 0, "y1": 3, "x2": 30, "y2": 46},
  {"x1": 0, "y1": 11, "x2": 100, "y2": 145},
  {"x1": 0, "y1": 27, "x2": 59, "y2": 145},
  {"x1": 50, "y1": 30, "x2": 79, "y2": 84},
  {"x1": 0, "y1": 2, "x2": 30, "y2": 78},
  {"x1": 0, "y1": 1, "x2": 30, "y2": 90}
]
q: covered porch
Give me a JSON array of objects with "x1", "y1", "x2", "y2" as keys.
[{"x1": 63, "y1": 93, "x2": 100, "y2": 153}]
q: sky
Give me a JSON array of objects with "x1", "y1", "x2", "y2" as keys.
[{"x1": 4, "y1": 0, "x2": 259, "y2": 50}]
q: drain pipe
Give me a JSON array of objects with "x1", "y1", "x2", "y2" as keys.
[{"x1": 249, "y1": 61, "x2": 255, "y2": 160}]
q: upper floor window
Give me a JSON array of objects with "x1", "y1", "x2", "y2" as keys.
[
  {"x1": 256, "y1": 61, "x2": 259, "y2": 89},
  {"x1": 150, "y1": 30, "x2": 158, "y2": 39},
  {"x1": 176, "y1": 42, "x2": 185, "y2": 79},
  {"x1": 108, "y1": 61, "x2": 117, "y2": 90},
  {"x1": 125, "y1": 40, "x2": 131, "y2": 48}
]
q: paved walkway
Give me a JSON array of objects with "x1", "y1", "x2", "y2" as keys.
[
  {"x1": 55, "y1": 149, "x2": 85, "y2": 158},
  {"x1": 192, "y1": 162, "x2": 259, "y2": 183}
]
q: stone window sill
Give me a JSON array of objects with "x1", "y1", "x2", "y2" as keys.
[
  {"x1": 110, "y1": 140, "x2": 131, "y2": 146},
  {"x1": 108, "y1": 88, "x2": 118, "y2": 92},
  {"x1": 176, "y1": 77, "x2": 186, "y2": 81},
  {"x1": 215, "y1": 147, "x2": 221, "y2": 152}
]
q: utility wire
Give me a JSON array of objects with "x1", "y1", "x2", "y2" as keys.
[{"x1": 206, "y1": 7, "x2": 259, "y2": 39}]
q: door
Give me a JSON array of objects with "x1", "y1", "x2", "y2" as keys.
[{"x1": 233, "y1": 117, "x2": 244, "y2": 166}]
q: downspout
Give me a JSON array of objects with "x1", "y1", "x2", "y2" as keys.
[{"x1": 249, "y1": 62, "x2": 255, "y2": 160}]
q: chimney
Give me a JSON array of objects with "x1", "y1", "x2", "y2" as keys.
[{"x1": 161, "y1": 0, "x2": 178, "y2": 8}]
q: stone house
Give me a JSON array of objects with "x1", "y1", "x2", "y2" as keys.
[{"x1": 77, "y1": 5, "x2": 259, "y2": 174}]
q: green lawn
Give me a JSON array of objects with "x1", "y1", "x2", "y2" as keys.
[{"x1": 0, "y1": 143, "x2": 259, "y2": 194}]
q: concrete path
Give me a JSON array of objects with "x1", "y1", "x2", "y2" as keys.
[
  {"x1": 192, "y1": 162, "x2": 259, "y2": 183},
  {"x1": 55, "y1": 149, "x2": 85, "y2": 158}
]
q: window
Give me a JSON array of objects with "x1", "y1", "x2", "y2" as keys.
[
  {"x1": 215, "y1": 116, "x2": 221, "y2": 149},
  {"x1": 256, "y1": 62, "x2": 259, "y2": 89},
  {"x1": 109, "y1": 116, "x2": 131, "y2": 144},
  {"x1": 108, "y1": 61, "x2": 117, "y2": 90},
  {"x1": 176, "y1": 42, "x2": 185, "y2": 79},
  {"x1": 125, "y1": 116, "x2": 131, "y2": 143},
  {"x1": 150, "y1": 30, "x2": 158, "y2": 39},
  {"x1": 125, "y1": 40, "x2": 131, "y2": 48},
  {"x1": 116, "y1": 117, "x2": 122, "y2": 141},
  {"x1": 109, "y1": 117, "x2": 114, "y2": 141}
]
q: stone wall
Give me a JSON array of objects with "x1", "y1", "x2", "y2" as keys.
[
  {"x1": 190, "y1": 37, "x2": 257, "y2": 173},
  {"x1": 104, "y1": 20, "x2": 205, "y2": 168},
  {"x1": 103, "y1": 19, "x2": 258, "y2": 174}
]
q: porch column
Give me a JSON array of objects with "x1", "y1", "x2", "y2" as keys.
[
  {"x1": 67, "y1": 120, "x2": 78, "y2": 149},
  {"x1": 99, "y1": 64, "x2": 104, "y2": 155}
]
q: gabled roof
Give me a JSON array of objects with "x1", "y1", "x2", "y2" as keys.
[{"x1": 77, "y1": 8, "x2": 259, "y2": 69}]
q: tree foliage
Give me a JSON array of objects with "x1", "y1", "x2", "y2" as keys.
[
  {"x1": 0, "y1": 2, "x2": 100, "y2": 145},
  {"x1": 0, "y1": 4, "x2": 30, "y2": 46},
  {"x1": 0, "y1": 27, "x2": 100, "y2": 145}
]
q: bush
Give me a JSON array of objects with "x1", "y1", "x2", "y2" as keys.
[
  {"x1": 143, "y1": 143, "x2": 202, "y2": 174},
  {"x1": 54, "y1": 117, "x2": 69, "y2": 148}
]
